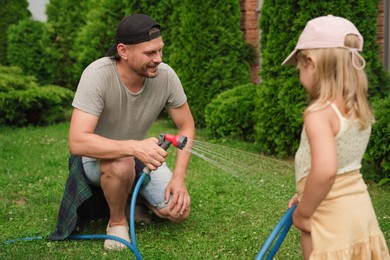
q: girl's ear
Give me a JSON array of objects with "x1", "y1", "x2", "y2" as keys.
[{"x1": 306, "y1": 54, "x2": 316, "y2": 69}]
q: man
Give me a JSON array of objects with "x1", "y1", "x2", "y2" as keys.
[{"x1": 69, "y1": 14, "x2": 195, "y2": 250}]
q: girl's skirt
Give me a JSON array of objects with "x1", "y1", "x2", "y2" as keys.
[{"x1": 297, "y1": 171, "x2": 390, "y2": 259}]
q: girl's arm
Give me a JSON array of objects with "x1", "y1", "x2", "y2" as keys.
[{"x1": 293, "y1": 107, "x2": 338, "y2": 232}]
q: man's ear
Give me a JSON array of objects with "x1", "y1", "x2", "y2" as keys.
[{"x1": 117, "y1": 43, "x2": 128, "y2": 60}]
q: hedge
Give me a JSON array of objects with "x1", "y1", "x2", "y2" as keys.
[{"x1": 0, "y1": 66, "x2": 74, "y2": 126}]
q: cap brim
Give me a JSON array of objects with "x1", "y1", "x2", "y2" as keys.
[
  {"x1": 106, "y1": 44, "x2": 117, "y2": 56},
  {"x1": 281, "y1": 49, "x2": 298, "y2": 65}
]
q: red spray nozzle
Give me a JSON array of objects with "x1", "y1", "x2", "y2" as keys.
[{"x1": 158, "y1": 133, "x2": 188, "y2": 150}]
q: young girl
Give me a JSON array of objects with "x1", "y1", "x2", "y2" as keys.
[{"x1": 283, "y1": 15, "x2": 390, "y2": 259}]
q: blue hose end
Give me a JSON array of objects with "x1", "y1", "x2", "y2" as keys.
[{"x1": 255, "y1": 205, "x2": 296, "y2": 260}]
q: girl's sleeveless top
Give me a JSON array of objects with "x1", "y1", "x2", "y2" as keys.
[{"x1": 294, "y1": 103, "x2": 371, "y2": 183}]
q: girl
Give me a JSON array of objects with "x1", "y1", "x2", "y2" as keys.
[{"x1": 283, "y1": 15, "x2": 390, "y2": 259}]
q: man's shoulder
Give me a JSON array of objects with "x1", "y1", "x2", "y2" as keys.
[{"x1": 88, "y1": 57, "x2": 116, "y2": 70}]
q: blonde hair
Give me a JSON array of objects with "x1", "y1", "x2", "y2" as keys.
[{"x1": 296, "y1": 34, "x2": 373, "y2": 129}]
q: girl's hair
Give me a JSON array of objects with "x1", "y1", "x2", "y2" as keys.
[{"x1": 296, "y1": 34, "x2": 373, "y2": 129}]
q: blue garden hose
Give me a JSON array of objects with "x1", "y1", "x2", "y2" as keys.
[
  {"x1": 3, "y1": 172, "x2": 147, "y2": 260},
  {"x1": 255, "y1": 205, "x2": 297, "y2": 260}
]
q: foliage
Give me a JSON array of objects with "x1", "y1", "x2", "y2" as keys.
[
  {"x1": 6, "y1": 19, "x2": 51, "y2": 84},
  {"x1": 256, "y1": 0, "x2": 390, "y2": 157},
  {"x1": 0, "y1": 0, "x2": 30, "y2": 65},
  {"x1": 43, "y1": 0, "x2": 93, "y2": 88},
  {"x1": 363, "y1": 95, "x2": 390, "y2": 182},
  {"x1": 168, "y1": 0, "x2": 253, "y2": 127},
  {"x1": 256, "y1": 77, "x2": 306, "y2": 157},
  {"x1": 205, "y1": 83, "x2": 256, "y2": 141},
  {"x1": 0, "y1": 66, "x2": 39, "y2": 92},
  {"x1": 70, "y1": 0, "x2": 133, "y2": 88},
  {"x1": 0, "y1": 66, "x2": 74, "y2": 126}
]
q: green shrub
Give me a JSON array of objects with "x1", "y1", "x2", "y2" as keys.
[
  {"x1": 256, "y1": 77, "x2": 306, "y2": 157},
  {"x1": 0, "y1": 66, "x2": 74, "y2": 126},
  {"x1": 168, "y1": 0, "x2": 253, "y2": 127},
  {"x1": 0, "y1": 85, "x2": 74, "y2": 126},
  {"x1": 363, "y1": 96, "x2": 390, "y2": 183},
  {"x1": 205, "y1": 83, "x2": 256, "y2": 141},
  {"x1": 0, "y1": 66, "x2": 23, "y2": 75},
  {"x1": 0, "y1": 73, "x2": 38, "y2": 92},
  {"x1": 0, "y1": 65, "x2": 39, "y2": 93}
]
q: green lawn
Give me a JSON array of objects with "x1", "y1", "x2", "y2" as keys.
[{"x1": 1, "y1": 120, "x2": 389, "y2": 259}]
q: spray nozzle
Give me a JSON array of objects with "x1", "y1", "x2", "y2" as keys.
[
  {"x1": 157, "y1": 133, "x2": 188, "y2": 150},
  {"x1": 142, "y1": 133, "x2": 188, "y2": 177}
]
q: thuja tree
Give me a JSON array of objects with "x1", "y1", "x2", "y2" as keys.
[
  {"x1": 7, "y1": 19, "x2": 50, "y2": 81},
  {"x1": 71, "y1": 0, "x2": 133, "y2": 85},
  {"x1": 7, "y1": 0, "x2": 90, "y2": 88},
  {"x1": 168, "y1": 0, "x2": 253, "y2": 127},
  {"x1": 0, "y1": 0, "x2": 30, "y2": 65},
  {"x1": 45, "y1": 0, "x2": 92, "y2": 88},
  {"x1": 256, "y1": 0, "x2": 390, "y2": 157}
]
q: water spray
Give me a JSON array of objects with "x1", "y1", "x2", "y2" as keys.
[
  {"x1": 181, "y1": 139, "x2": 295, "y2": 258},
  {"x1": 3, "y1": 133, "x2": 188, "y2": 260}
]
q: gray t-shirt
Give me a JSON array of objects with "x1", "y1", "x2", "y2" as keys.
[{"x1": 72, "y1": 57, "x2": 187, "y2": 140}]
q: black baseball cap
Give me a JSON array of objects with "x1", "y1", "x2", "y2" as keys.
[{"x1": 106, "y1": 14, "x2": 161, "y2": 56}]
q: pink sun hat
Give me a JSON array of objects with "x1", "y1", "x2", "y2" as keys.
[{"x1": 282, "y1": 15, "x2": 364, "y2": 65}]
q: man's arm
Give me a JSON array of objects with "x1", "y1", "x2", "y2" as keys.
[
  {"x1": 68, "y1": 108, "x2": 167, "y2": 170},
  {"x1": 164, "y1": 102, "x2": 195, "y2": 214},
  {"x1": 168, "y1": 102, "x2": 195, "y2": 180}
]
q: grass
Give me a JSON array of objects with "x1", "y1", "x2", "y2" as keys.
[{"x1": 0, "y1": 120, "x2": 389, "y2": 259}]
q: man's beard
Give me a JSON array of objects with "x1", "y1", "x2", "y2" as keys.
[{"x1": 134, "y1": 64, "x2": 159, "y2": 78}]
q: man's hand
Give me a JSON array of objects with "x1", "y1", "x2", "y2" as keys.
[
  {"x1": 165, "y1": 176, "x2": 190, "y2": 216},
  {"x1": 132, "y1": 137, "x2": 168, "y2": 170}
]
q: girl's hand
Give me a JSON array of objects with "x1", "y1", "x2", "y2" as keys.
[
  {"x1": 288, "y1": 194, "x2": 299, "y2": 208},
  {"x1": 293, "y1": 207, "x2": 312, "y2": 233}
]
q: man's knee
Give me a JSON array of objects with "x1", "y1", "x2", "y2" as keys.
[{"x1": 100, "y1": 157, "x2": 136, "y2": 181}]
